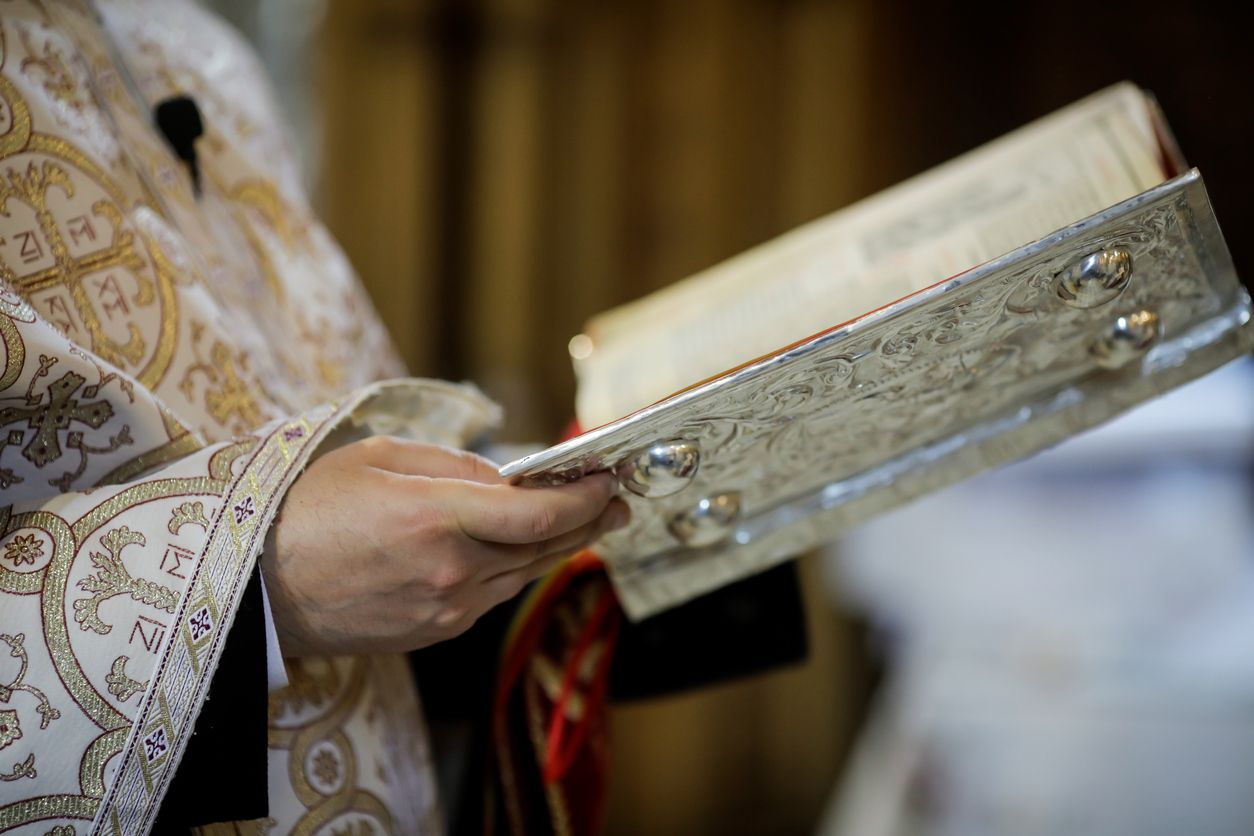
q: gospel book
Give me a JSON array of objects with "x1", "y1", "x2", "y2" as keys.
[{"x1": 499, "y1": 82, "x2": 1253, "y2": 619}]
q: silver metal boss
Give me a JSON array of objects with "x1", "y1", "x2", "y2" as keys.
[
  {"x1": 616, "y1": 439, "x2": 701, "y2": 498},
  {"x1": 1091, "y1": 309, "x2": 1161, "y2": 370},
  {"x1": 668, "y1": 492, "x2": 742, "y2": 548},
  {"x1": 1055, "y1": 247, "x2": 1134, "y2": 308}
]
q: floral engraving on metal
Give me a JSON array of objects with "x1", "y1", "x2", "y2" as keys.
[{"x1": 501, "y1": 171, "x2": 1254, "y2": 619}]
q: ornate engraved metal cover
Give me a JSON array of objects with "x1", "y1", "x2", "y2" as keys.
[{"x1": 501, "y1": 171, "x2": 1253, "y2": 620}]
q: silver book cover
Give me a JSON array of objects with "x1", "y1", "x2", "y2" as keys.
[{"x1": 501, "y1": 170, "x2": 1253, "y2": 619}]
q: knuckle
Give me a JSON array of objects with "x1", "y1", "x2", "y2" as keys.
[
  {"x1": 449, "y1": 448, "x2": 502, "y2": 482},
  {"x1": 427, "y1": 559, "x2": 472, "y2": 594},
  {"x1": 358, "y1": 434, "x2": 399, "y2": 455},
  {"x1": 434, "y1": 604, "x2": 471, "y2": 629},
  {"x1": 355, "y1": 434, "x2": 415, "y2": 465},
  {"x1": 530, "y1": 505, "x2": 559, "y2": 542},
  {"x1": 403, "y1": 500, "x2": 457, "y2": 543}
]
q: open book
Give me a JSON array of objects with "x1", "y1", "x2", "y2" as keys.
[{"x1": 501, "y1": 83, "x2": 1252, "y2": 619}]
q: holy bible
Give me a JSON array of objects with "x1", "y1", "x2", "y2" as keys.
[{"x1": 500, "y1": 82, "x2": 1253, "y2": 619}]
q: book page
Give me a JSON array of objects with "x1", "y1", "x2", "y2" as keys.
[{"x1": 574, "y1": 83, "x2": 1166, "y2": 429}]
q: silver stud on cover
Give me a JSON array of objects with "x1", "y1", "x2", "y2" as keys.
[
  {"x1": 617, "y1": 439, "x2": 701, "y2": 498},
  {"x1": 668, "y1": 492, "x2": 741, "y2": 548},
  {"x1": 1091, "y1": 309, "x2": 1160, "y2": 370},
  {"x1": 1055, "y1": 247, "x2": 1133, "y2": 309}
]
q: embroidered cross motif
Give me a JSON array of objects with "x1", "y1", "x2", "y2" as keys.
[
  {"x1": 187, "y1": 606, "x2": 213, "y2": 643},
  {"x1": 0, "y1": 162, "x2": 152, "y2": 369},
  {"x1": 282, "y1": 426, "x2": 305, "y2": 442},
  {"x1": 0, "y1": 366, "x2": 113, "y2": 467},
  {"x1": 142, "y1": 726, "x2": 169, "y2": 763},
  {"x1": 232, "y1": 495, "x2": 256, "y2": 526}
]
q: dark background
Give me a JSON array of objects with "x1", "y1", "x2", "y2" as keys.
[{"x1": 864, "y1": 2, "x2": 1254, "y2": 288}]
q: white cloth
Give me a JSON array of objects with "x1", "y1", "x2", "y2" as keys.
[{"x1": 258, "y1": 577, "x2": 289, "y2": 692}]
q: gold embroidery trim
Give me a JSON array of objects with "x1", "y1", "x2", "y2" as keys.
[
  {"x1": 0, "y1": 794, "x2": 100, "y2": 830},
  {"x1": 80, "y1": 727, "x2": 129, "y2": 799},
  {"x1": 0, "y1": 309, "x2": 26, "y2": 392},
  {"x1": 90, "y1": 397, "x2": 364, "y2": 836},
  {"x1": 24, "y1": 507, "x2": 129, "y2": 732}
]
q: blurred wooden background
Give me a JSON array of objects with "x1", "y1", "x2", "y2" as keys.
[
  {"x1": 318, "y1": 0, "x2": 882, "y2": 444},
  {"x1": 210, "y1": 0, "x2": 1254, "y2": 833},
  {"x1": 318, "y1": 5, "x2": 882, "y2": 833},
  {"x1": 316, "y1": 0, "x2": 1254, "y2": 448}
]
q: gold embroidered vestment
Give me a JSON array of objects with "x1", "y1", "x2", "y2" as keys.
[{"x1": 0, "y1": 2, "x2": 483, "y2": 834}]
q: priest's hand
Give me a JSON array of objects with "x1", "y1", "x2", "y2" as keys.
[{"x1": 260, "y1": 436, "x2": 628, "y2": 656}]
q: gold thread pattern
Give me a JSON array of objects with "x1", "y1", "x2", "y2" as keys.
[
  {"x1": 0, "y1": 4, "x2": 455, "y2": 833},
  {"x1": 0, "y1": 73, "x2": 33, "y2": 158},
  {"x1": 0, "y1": 795, "x2": 99, "y2": 830},
  {"x1": 94, "y1": 399, "x2": 354, "y2": 835},
  {"x1": 72, "y1": 526, "x2": 177, "y2": 635},
  {"x1": 166, "y1": 501, "x2": 208, "y2": 535}
]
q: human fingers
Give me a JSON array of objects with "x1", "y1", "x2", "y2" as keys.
[
  {"x1": 530, "y1": 497, "x2": 629, "y2": 559},
  {"x1": 442, "y1": 471, "x2": 618, "y2": 544},
  {"x1": 354, "y1": 436, "x2": 504, "y2": 484},
  {"x1": 478, "y1": 550, "x2": 571, "y2": 604},
  {"x1": 473, "y1": 496, "x2": 629, "y2": 581}
]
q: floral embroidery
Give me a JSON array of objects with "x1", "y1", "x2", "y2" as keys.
[
  {"x1": 331, "y1": 820, "x2": 374, "y2": 836},
  {"x1": 179, "y1": 323, "x2": 263, "y2": 432},
  {"x1": 312, "y1": 747, "x2": 340, "y2": 786},
  {"x1": 0, "y1": 752, "x2": 35, "y2": 782},
  {"x1": 0, "y1": 709, "x2": 20, "y2": 749},
  {"x1": 73, "y1": 527, "x2": 178, "y2": 635},
  {"x1": 2, "y1": 534, "x2": 42, "y2": 566},
  {"x1": 105, "y1": 656, "x2": 147, "y2": 703},
  {"x1": 167, "y1": 501, "x2": 209, "y2": 535},
  {"x1": 0, "y1": 634, "x2": 60, "y2": 729}
]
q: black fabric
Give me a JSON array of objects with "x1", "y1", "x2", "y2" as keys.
[
  {"x1": 411, "y1": 592, "x2": 521, "y2": 726},
  {"x1": 153, "y1": 95, "x2": 204, "y2": 194},
  {"x1": 410, "y1": 559, "x2": 809, "y2": 836},
  {"x1": 608, "y1": 560, "x2": 808, "y2": 700},
  {"x1": 411, "y1": 595, "x2": 522, "y2": 836},
  {"x1": 151, "y1": 564, "x2": 269, "y2": 834}
]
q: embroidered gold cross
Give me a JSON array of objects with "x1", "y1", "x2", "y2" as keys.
[{"x1": 0, "y1": 161, "x2": 152, "y2": 370}]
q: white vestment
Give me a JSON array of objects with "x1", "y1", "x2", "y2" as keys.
[{"x1": 0, "y1": 2, "x2": 485, "y2": 833}]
